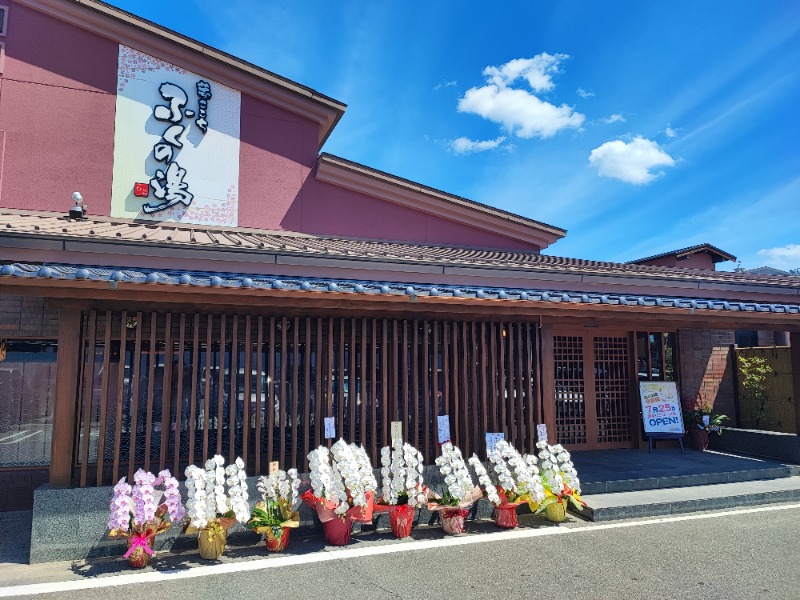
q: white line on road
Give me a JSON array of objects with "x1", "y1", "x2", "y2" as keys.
[{"x1": 2, "y1": 502, "x2": 799, "y2": 597}]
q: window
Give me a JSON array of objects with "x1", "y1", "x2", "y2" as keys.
[
  {"x1": 636, "y1": 332, "x2": 677, "y2": 382},
  {"x1": 0, "y1": 6, "x2": 7, "y2": 36},
  {"x1": 0, "y1": 339, "x2": 57, "y2": 467}
]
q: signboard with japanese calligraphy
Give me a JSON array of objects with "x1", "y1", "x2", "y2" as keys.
[
  {"x1": 437, "y1": 415, "x2": 451, "y2": 444},
  {"x1": 485, "y1": 432, "x2": 503, "y2": 454},
  {"x1": 639, "y1": 382, "x2": 684, "y2": 434},
  {"x1": 111, "y1": 45, "x2": 241, "y2": 226}
]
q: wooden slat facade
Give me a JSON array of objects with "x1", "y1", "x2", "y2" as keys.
[{"x1": 71, "y1": 310, "x2": 541, "y2": 485}]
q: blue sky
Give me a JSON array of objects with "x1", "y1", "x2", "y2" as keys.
[{"x1": 108, "y1": 0, "x2": 799, "y2": 271}]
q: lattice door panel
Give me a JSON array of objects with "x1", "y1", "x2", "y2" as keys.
[
  {"x1": 594, "y1": 336, "x2": 632, "y2": 445},
  {"x1": 553, "y1": 335, "x2": 587, "y2": 445}
]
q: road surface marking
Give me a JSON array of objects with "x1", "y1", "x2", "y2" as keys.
[{"x1": 2, "y1": 502, "x2": 798, "y2": 597}]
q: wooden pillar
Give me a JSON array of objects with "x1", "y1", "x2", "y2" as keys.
[
  {"x1": 791, "y1": 332, "x2": 800, "y2": 436},
  {"x1": 540, "y1": 324, "x2": 556, "y2": 443},
  {"x1": 50, "y1": 307, "x2": 83, "y2": 488}
]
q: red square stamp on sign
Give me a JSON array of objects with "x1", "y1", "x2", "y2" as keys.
[{"x1": 134, "y1": 182, "x2": 149, "y2": 197}]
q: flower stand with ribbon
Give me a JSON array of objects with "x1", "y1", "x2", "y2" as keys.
[
  {"x1": 264, "y1": 525, "x2": 292, "y2": 552},
  {"x1": 124, "y1": 533, "x2": 155, "y2": 569},
  {"x1": 373, "y1": 502, "x2": 416, "y2": 539},
  {"x1": 544, "y1": 500, "x2": 567, "y2": 523},
  {"x1": 107, "y1": 469, "x2": 185, "y2": 569}
]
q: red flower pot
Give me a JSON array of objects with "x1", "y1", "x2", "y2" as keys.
[
  {"x1": 494, "y1": 503, "x2": 519, "y2": 529},
  {"x1": 322, "y1": 516, "x2": 353, "y2": 546},
  {"x1": 389, "y1": 504, "x2": 415, "y2": 539},
  {"x1": 264, "y1": 526, "x2": 292, "y2": 552},
  {"x1": 124, "y1": 534, "x2": 155, "y2": 568}
]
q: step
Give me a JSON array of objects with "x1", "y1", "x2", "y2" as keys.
[
  {"x1": 581, "y1": 464, "x2": 800, "y2": 495},
  {"x1": 581, "y1": 475, "x2": 800, "y2": 521}
]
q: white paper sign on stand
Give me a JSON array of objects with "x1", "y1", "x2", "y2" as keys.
[
  {"x1": 437, "y1": 415, "x2": 451, "y2": 444},
  {"x1": 323, "y1": 417, "x2": 336, "y2": 439},
  {"x1": 391, "y1": 421, "x2": 403, "y2": 445},
  {"x1": 485, "y1": 433, "x2": 504, "y2": 454},
  {"x1": 536, "y1": 424, "x2": 548, "y2": 443}
]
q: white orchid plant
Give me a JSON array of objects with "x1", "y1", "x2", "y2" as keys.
[
  {"x1": 305, "y1": 440, "x2": 378, "y2": 517},
  {"x1": 184, "y1": 455, "x2": 251, "y2": 532},
  {"x1": 534, "y1": 441, "x2": 585, "y2": 512},
  {"x1": 247, "y1": 468, "x2": 301, "y2": 537},
  {"x1": 431, "y1": 442, "x2": 479, "y2": 507},
  {"x1": 379, "y1": 440, "x2": 427, "y2": 507},
  {"x1": 468, "y1": 440, "x2": 545, "y2": 507}
]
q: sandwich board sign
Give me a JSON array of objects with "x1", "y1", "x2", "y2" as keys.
[{"x1": 639, "y1": 381, "x2": 685, "y2": 452}]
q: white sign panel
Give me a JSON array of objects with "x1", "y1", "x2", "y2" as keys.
[
  {"x1": 437, "y1": 415, "x2": 451, "y2": 443},
  {"x1": 324, "y1": 417, "x2": 336, "y2": 439},
  {"x1": 391, "y1": 421, "x2": 403, "y2": 445},
  {"x1": 485, "y1": 433, "x2": 504, "y2": 454},
  {"x1": 639, "y1": 382, "x2": 684, "y2": 434},
  {"x1": 536, "y1": 424, "x2": 548, "y2": 443},
  {"x1": 111, "y1": 45, "x2": 241, "y2": 226}
]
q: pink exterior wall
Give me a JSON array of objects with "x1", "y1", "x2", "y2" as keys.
[
  {"x1": 0, "y1": 2, "x2": 538, "y2": 252},
  {"x1": 641, "y1": 254, "x2": 716, "y2": 270},
  {"x1": 0, "y1": 2, "x2": 118, "y2": 214}
]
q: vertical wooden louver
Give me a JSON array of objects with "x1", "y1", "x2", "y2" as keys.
[{"x1": 73, "y1": 311, "x2": 540, "y2": 486}]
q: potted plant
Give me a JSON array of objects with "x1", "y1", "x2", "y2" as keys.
[
  {"x1": 684, "y1": 401, "x2": 729, "y2": 451},
  {"x1": 533, "y1": 441, "x2": 585, "y2": 523},
  {"x1": 302, "y1": 440, "x2": 377, "y2": 546},
  {"x1": 469, "y1": 440, "x2": 545, "y2": 529},
  {"x1": 428, "y1": 442, "x2": 482, "y2": 534},
  {"x1": 107, "y1": 469, "x2": 185, "y2": 568},
  {"x1": 247, "y1": 468, "x2": 301, "y2": 552},
  {"x1": 375, "y1": 440, "x2": 427, "y2": 538},
  {"x1": 184, "y1": 455, "x2": 251, "y2": 560}
]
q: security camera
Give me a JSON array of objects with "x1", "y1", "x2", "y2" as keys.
[{"x1": 69, "y1": 191, "x2": 87, "y2": 219}]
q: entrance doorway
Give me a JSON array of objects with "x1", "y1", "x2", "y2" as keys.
[{"x1": 553, "y1": 332, "x2": 635, "y2": 450}]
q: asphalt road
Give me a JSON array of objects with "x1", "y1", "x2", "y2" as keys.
[{"x1": 2, "y1": 504, "x2": 799, "y2": 599}]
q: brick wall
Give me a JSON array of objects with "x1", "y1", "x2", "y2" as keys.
[
  {"x1": 678, "y1": 329, "x2": 737, "y2": 420},
  {"x1": 0, "y1": 295, "x2": 59, "y2": 338}
]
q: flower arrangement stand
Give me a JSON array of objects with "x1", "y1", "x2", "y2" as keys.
[{"x1": 322, "y1": 516, "x2": 354, "y2": 546}]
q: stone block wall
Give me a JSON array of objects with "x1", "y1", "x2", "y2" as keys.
[{"x1": 678, "y1": 329, "x2": 736, "y2": 419}]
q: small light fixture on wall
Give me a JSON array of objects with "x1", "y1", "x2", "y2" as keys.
[{"x1": 69, "y1": 192, "x2": 88, "y2": 220}]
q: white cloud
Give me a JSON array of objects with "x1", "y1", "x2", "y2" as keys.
[
  {"x1": 434, "y1": 80, "x2": 458, "y2": 91},
  {"x1": 665, "y1": 125, "x2": 678, "y2": 138},
  {"x1": 756, "y1": 244, "x2": 800, "y2": 270},
  {"x1": 588, "y1": 136, "x2": 676, "y2": 184},
  {"x1": 577, "y1": 87, "x2": 595, "y2": 98},
  {"x1": 457, "y1": 54, "x2": 585, "y2": 139},
  {"x1": 450, "y1": 136, "x2": 507, "y2": 154},
  {"x1": 602, "y1": 113, "x2": 626, "y2": 124}
]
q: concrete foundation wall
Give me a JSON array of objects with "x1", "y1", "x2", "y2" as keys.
[
  {"x1": 30, "y1": 464, "x2": 496, "y2": 563},
  {"x1": 709, "y1": 428, "x2": 800, "y2": 464}
]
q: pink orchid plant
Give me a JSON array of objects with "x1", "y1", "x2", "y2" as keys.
[{"x1": 108, "y1": 469, "x2": 185, "y2": 560}]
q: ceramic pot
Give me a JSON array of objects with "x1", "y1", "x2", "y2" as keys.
[{"x1": 689, "y1": 429, "x2": 710, "y2": 451}]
